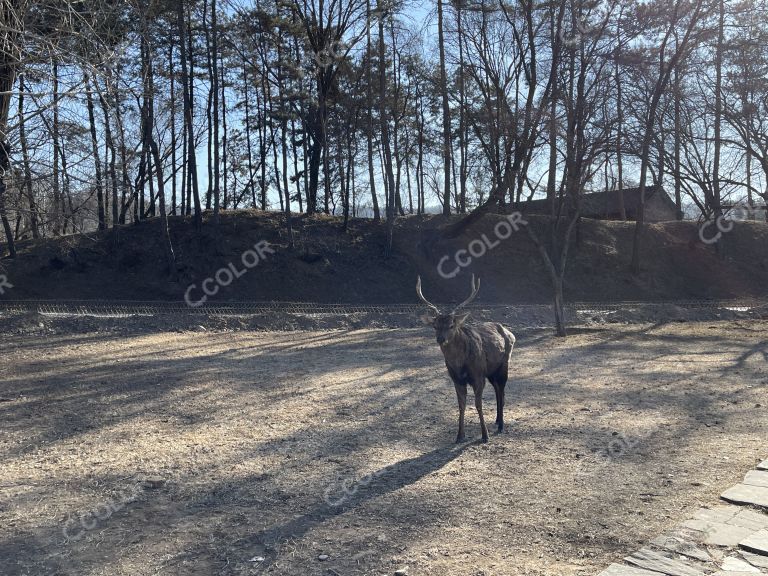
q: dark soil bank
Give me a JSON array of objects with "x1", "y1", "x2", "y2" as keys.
[{"x1": 1, "y1": 211, "x2": 767, "y2": 304}]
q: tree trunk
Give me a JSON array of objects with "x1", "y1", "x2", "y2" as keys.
[
  {"x1": 84, "y1": 71, "x2": 106, "y2": 231},
  {"x1": 456, "y1": 2, "x2": 467, "y2": 213},
  {"x1": 417, "y1": 87, "x2": 424, "y2": 214},
  {"x1": 18, "y1": 74, "x2": 39, "y2": 238},
  {"x1": 169, "y1": 42, "x2": 177, "y2": 215},
  {"x1": 673, "y1": 55, "x2": 682, "y2": 219},
  {"x1": 115, "y1": 85, "x2": 131, "y2": 224},
  {"x1": 404, "y1": 124, "x2": 413, "y2": 214},
  {"x1": 259, "y1": 71, "x2": 269, "y2": 211},
  {"x1": 0, "y1": 94, "x2": 15, "y2": 255},
  {"x1": 281, "y1": 120, "x2": 293, "y2": 246},
  {"x1": 366, "y1": 0, "x2": 380, "y2": 220},
  {"x1": 139, "y1": 16, "x2": 176, "y2": 275},
  {"x1": 307, "y1": 134, "x2": 322, "y2": 213},
  {"x1": 615, "y1": 17, "x2": 626, "y2": 221},
  {"x1": 177, "y1": 0, "x2": 202, "y2": 230},
  {"x1": 390, "y1": 18, "x2": 404, "y2": 217},
  {"x1": 0, "y1": 177, "x2": 14, "y2": 257},
  {"x1": 97, "y1": 78, "x2": 119, "y2": 228},
  {"x1": 291, "y1": 114, "x2": 303, "y2": 213},
  {"x1": 437, "y1": 0, "x2": 451, "y2": 216},
  {"x1": 211, "y1": 0, "x2": 221, "y2": 224},
  {"x1": 712, "y1": 0, "x2": 724, "y2": 246},
  {"x1": 52, "y1": 60, "x2": 62, "y2": 234},
  {"x1": 242, "y1": 65, "x2": 256, "y2": 209},
  {"x1": 220, "y1": 49, "x2": 228, "y2": 211},
  {"x1": 378, "y1": 1, "x2": 397, "y2": 255}
]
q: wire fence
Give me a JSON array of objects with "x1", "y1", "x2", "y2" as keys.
[{"x1": 0, "y1": 298, "x2": 765, "y2": 318}]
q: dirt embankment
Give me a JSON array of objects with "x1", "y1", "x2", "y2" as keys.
[{"x1": 1, "y1": 211, "x2": 767, "y2": 304}]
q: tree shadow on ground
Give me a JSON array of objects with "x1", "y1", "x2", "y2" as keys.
[{"x1": 1, "y1": 323, "x2": 767, "y2": 575}]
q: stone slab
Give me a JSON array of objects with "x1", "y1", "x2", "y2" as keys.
[
  {"x1": 745, "y1": 471, "x2": 768, "y2": 488},
  {"x1": 740, "y1": 530, "x2": 768, "y2": 556},
  {"x1": 597, "y1": 563, "x2": 663, "y2": 576},
  {"x1": 625, "y1": 548, "x2": 707, "y2": 576},
  {"x1": 723, "y1": 484, "x2": 768, "y2": 508},
  {"x1": 741, "y1": 551, "x2": 768, "y2": 569},
  {"x1": 696, "y1": 505, "x2": 742, "y2": 523},
  {"x1": 651, "y1": 533, "x2": 712, "y2": 562},
  {"x1": 596, "y1": 463, "x2": 768, "y2": 576},
  {"x1": 720, "y1": 556, "x2": 761, "y2": 572},
  {"x1": 731, "y1": 509, "x2": 768, "y2": 532},
  {"x1": 691, "y1": 505, "x2": 768, "y2": 532},
  {"x1": 683, "y1": 518, "x2": 755, "y2": 547}
]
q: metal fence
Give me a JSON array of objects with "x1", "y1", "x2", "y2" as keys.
[{"x1": 0, "y1": 299, "x2": 765, "y2": 318}]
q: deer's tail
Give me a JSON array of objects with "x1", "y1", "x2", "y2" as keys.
[{"x1": 496, "y1": 324, "x2": 515, "y2": 359}]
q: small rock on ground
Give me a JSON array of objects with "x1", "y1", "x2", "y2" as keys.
[{"x1": 139, "y1": 476, "x2": 166, "y2": 489}]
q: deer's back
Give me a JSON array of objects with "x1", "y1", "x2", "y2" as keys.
[{"x1": 462, "y1": 322, "x2": 515, "y2": 376}]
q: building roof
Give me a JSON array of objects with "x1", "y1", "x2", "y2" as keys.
[{"x1": 522, "y1": 185, "x2": 677, "y2": 218}]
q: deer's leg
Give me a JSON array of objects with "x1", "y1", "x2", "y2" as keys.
[
  {"x1": 492, "y1": 370, "x2": 508, "y2": 434},
  {"x1": 453, "y1": 382, "x2": 467, "y2": 443},
  {"x1": 496, "y1": 383, "x2": 506, "y2": 434},
  {"x1": 473, "y1": 379, "x2": 489, "y2": 443},
  {"x1": 491, "y1": 380, "x2": 503, "y2": 432}
]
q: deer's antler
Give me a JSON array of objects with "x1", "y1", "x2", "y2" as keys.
[
  {"x1": 416, "y1": 276, "x2": 440, "y2": 315},
  {"x1": 452, "y1": 274, "x2": 480, "y2": 313}
]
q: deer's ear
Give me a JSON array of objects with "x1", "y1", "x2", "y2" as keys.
[
  {"x1": 419, "y1": 313, "x2": 435, "y2": 326},
  {"x1": 454, "y1": 313, "x2": 470, "y2": 327}
]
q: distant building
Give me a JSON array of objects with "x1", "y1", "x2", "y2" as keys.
[
  {"x1": 523, "y1": 185, "x2": 680, "y2": 222},
  {"x1": 722, "y1": 203, "x2": 767, "y2": 222}
]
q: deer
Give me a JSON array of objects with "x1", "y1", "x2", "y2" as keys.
[{"x1": 417, "y1": 275, "x2": 515, "y2": 443}]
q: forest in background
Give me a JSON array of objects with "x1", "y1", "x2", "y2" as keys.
[{"x1": 0, "y1": 0, "x2": 767, "y2": 334}]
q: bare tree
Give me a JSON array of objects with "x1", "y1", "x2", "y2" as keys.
[{"x1": 630, "y1": 0, "x2": 710, "y2": 274}]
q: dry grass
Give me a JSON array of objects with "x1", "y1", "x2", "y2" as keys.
[{"x1": 1, "y1": 321, "x2": 767, "y2": 575}]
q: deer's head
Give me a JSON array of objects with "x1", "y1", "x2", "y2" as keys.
[{"x1": 416, "y1": 275, "x2": 480, "y2": 346}]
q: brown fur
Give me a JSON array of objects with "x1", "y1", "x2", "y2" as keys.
[{"x1": 418, "y1": 277, "x2": 516, "y2": 443}]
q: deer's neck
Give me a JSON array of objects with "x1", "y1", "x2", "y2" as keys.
[{"x1": 440, "y1": 326, "x2": 473, "y2": 369}]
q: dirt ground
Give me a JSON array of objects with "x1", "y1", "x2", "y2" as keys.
[{"x1": 1, "y1": 321, "x2": 767, "y2": 576}]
